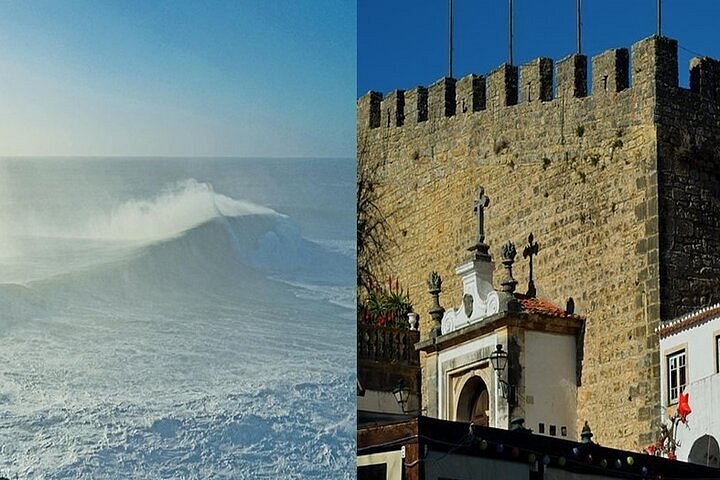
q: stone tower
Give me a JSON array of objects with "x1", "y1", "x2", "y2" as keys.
[{"x1": 357, "y1": 35, "x2": 720, "y2": 450}]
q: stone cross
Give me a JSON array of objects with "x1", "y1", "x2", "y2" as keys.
[
  {"x1": 523, "y1": 232, "x2": 539, "y2": 297},
  {"x1": 473, "y1": 187, "x2": 491, "y2": 244}
]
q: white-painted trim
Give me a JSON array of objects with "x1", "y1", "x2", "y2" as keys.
[{"x1": 357, "y1": 450, "x2": 403, "y2": 480}]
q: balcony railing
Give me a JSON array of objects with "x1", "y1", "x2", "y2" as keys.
[{"x1": 358, "y1": 323, "x2": 420, "y2": 365}]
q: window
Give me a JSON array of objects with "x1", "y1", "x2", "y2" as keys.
[
  {"x1": 667, "y1": 349, "x2": 687, "y2": 404},
  {"x1": 716, "y1": 335, "x2": 720, "y2": 374}
]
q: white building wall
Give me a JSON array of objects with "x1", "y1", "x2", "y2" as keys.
[
  {"x1": 437, "y1": 333, "x2": 503, "y2": 426},
  {"x1": 673, "y1": 373, "x2": 720, "y2": 463},
  {"x1": 524, "y1": 331, "x2": 578, "y2": 440},
  {"x1": 659, "y1": 314, "x2": 720, "y2": 463}
]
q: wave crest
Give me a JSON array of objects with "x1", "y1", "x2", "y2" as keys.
[{"x1": 84, "y1": 179, "x2": 282, "y2": 242}]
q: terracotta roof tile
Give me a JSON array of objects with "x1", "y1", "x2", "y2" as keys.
[{"x1": 514, "y1": 293, "x2": 580, "y2": 319}]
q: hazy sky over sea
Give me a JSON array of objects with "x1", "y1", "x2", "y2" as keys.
[{"x1": 0, "y1": 1, "x2": 355, "y2": 157}]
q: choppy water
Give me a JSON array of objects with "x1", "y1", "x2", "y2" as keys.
[{"x1": 0, "y1": 157, "x2": 355, "y2": 479}]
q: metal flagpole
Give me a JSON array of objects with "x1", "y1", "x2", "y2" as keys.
[
  {"x1": 657, "y1": 0, "x2": 662, "y2": 36},
  {"x1": 508, "y1": 0, "x2": 513, "y2": 65},
  {"x1": 577, "y1": 0, "x2": 582, "y2": 54},
  {"x1": 449, "y1": 0, "x2": 454, "y2": 78}
]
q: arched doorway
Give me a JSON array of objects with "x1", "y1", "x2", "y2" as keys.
[
  {"x1": 456, "y1": 376, "x2": 490, "y2": 426},
  {"x1": 689, "y1": 435, "x2": 720, "y2": 467}
]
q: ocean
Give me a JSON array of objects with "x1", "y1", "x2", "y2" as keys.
[{"x1": 0, "y1": 157, "x2": 356, "y2": 479}]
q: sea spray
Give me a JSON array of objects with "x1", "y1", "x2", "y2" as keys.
[{"x1": 0, "y1": 157, "x2": 355, "y2": 478}]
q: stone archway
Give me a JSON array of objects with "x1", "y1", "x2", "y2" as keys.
[
  {"x1": 456, "y1": 376, "x2": 490, "y2": 426},
  {"x1": 689, "y1": 434, "x2": 720, "y2": 467}
]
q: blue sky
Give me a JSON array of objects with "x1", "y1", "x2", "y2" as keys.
[
  {"x1": 0, "y1": 1, "x2": 355, "y2": 157},
  {"x1": 359, "y1": 0, "x2": 720, "y2": 97}
]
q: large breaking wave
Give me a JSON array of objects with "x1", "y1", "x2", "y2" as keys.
[
  {"x1": 82, "y1": 179, "x2": 283, "y2": 242},
  {"x1": 0, "y1": 179, "x2": 352, "y2": 290},
  {"x1": 0, "y1": 175, "x2": 355, "y2": 478}
]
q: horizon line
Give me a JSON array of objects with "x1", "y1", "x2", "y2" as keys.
[{"x1": 0, "y1": 154, "x2": 355, "y2": 160}]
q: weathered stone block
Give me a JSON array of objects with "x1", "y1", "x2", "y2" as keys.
[
  {"x1": 381, "y1": 90, "x2": 405, "y2": 127},
  {"x1": 428, "y1": 77, "x2": 456, "y2": 120},
  {"x1": 358, "y1": 91, "x2": 382, "y2": 129},
  {"x1": 591, "y1": 48, "x2": 629, "y2": 94},
  {"x1": 690, "y1": 56, "x2": 720, "y2": 102},
  {"x1": 456, "y1": 74, "x2": 485, "y2": 115},
  {"x1": 404, "y1": 87, "x2": 428, "y2": 125},
  {"x1": 631, "y1": 35, "x2": 678, "y2": 94},
  {"x1": 520, "y1": 57, "x2": 553, "y2": 103},
  {"x1": 487, "y1": 64, "x2": 518, "y2": 110},
  {"x1": 556, "y1": 54, "x2": 587, "y2": 99}
]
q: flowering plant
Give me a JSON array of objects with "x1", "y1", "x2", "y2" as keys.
[
  {"x1": 359, "y1": 276, "x2": 413, "y2": 329},
  {"x1": 644, "y1": 391, "x2": 692, "y2": 460}
]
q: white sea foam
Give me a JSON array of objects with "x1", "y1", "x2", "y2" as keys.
[
  {"x1": 83, "y1": 179, "x2": 283, "y2": 242},
  {"x1": 280, "y1": 280, "x2": 356, "y2": 311},
  {"x1": 0, "y1": 158, "x2": 355, "y2": 478},
  {"x1": 309, "y1": 238, "x2": 355, "y2": 258}
]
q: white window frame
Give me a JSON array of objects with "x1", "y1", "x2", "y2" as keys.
[{"x1": 667, "y1": 349, "x2": 687, "y2": 404}]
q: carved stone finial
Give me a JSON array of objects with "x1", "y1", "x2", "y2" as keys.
[
  {"x1": 522, "y1": 232, "x2": 539, "y2": 298},
  {"x1": 468, "y1": 186, "x2": 491, "y2": 261},
  {"x1": 501, "y1": 241, "x2": 517, "y2": 263},
  {"x1": 427, "y1": 271, "x2": 443, "y2": 293},
  {"x1": 580, "y1": 421, "x2": 594, "y2": 444},
  {"x1": 500, "y1": 241, "x2": 518, "y2": 294},
  {"x1": 566, "y1": 297, "x2": 575, "y2": 314},
  {"x1": 427, "y1": 271, "x2": 445, "y2": 338}
]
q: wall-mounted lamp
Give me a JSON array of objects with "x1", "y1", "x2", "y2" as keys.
[
  {"x1": 489, "y1": 344, "x2": 517, "y2": 405},
  {"x1": 393, "y1": 380, "x2": 410, "y2": 413}
]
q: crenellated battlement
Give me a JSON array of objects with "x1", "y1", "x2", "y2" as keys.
[
  {"x1": 358, "y1": 35, "x2": 712, "y2": 131},
  {"x1": 358, "y1": 33, "x2": 720, "y2": 452}
]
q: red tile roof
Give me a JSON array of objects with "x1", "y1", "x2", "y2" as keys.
[{"x1": 514, "y1": 293, "x2": 581, "y2": 319}]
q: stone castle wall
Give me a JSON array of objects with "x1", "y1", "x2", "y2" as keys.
[
  {"x1": 656, "y1": 57, "x2": 720, "y2": 320},
  {"x1": 358, "y1": 36, "x2": 720, "y2": 450}
]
